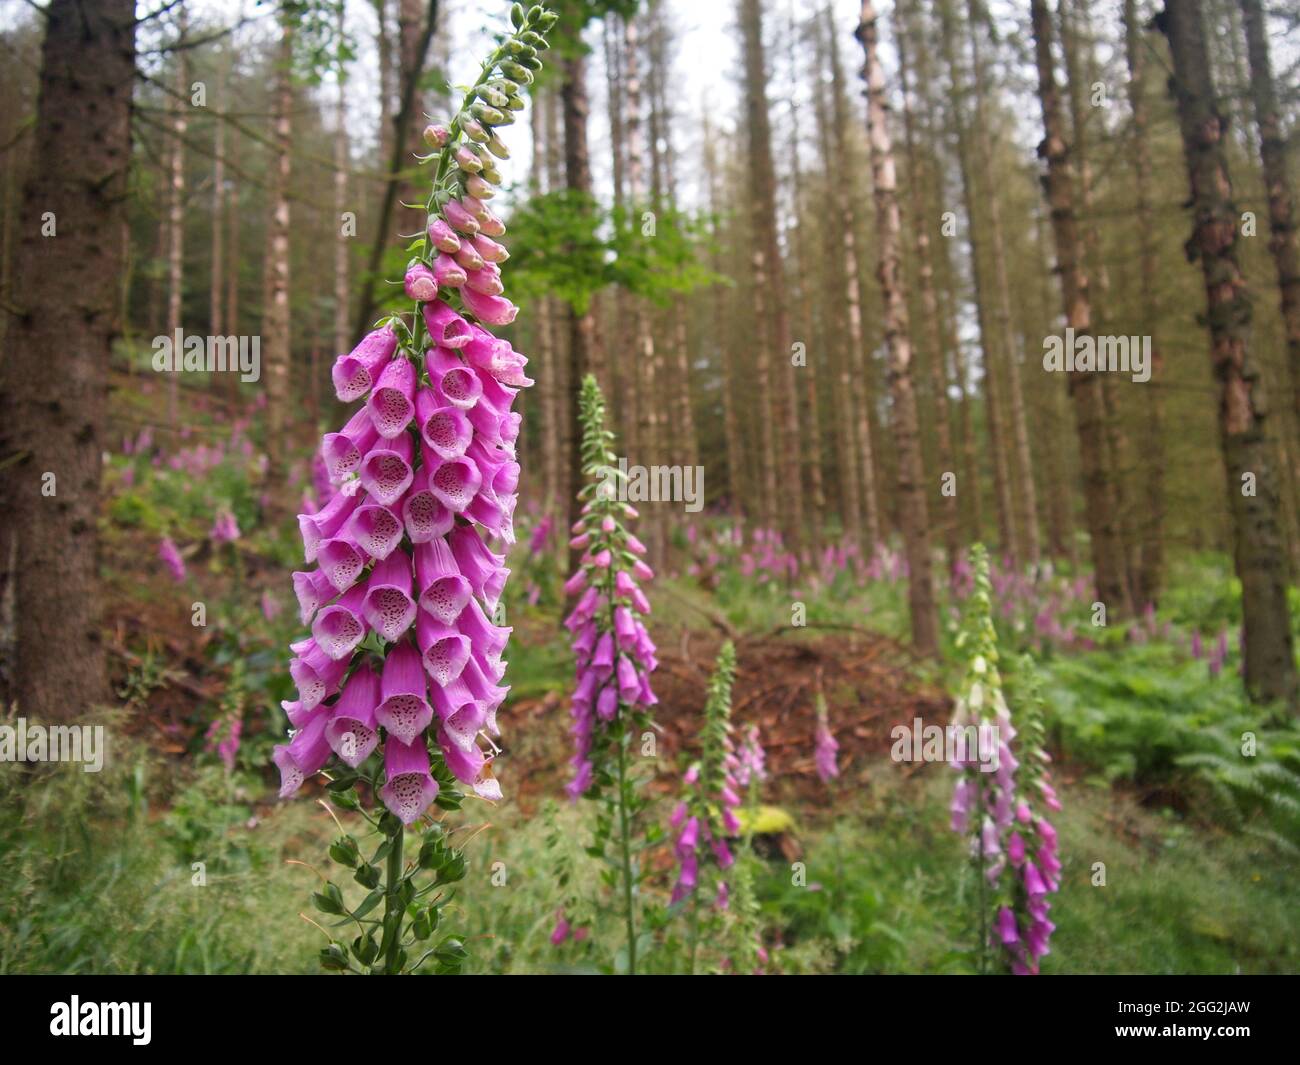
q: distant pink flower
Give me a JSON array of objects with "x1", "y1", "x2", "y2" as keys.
[
  {"x1": 814, "y1": 714, "x2": 839, "y2": 784},
  {"x1": 211, "y1": 510, "x2": 241, "y2": 543},
  {"x1": 159, "y1": 537, "x2": 186, "y2": 582}
]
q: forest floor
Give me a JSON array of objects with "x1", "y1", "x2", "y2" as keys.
[{"x1": 1, "y1": 384, "x2": 1296, "y2": 974}]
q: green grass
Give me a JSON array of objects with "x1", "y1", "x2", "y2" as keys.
[{"x1": 2, "y1": 728, "x2": 1294, "y2": 974}]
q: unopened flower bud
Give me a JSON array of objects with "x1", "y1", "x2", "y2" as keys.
[
  {"x1": 454, "y1": 240, "x2": 485, "y2": 272},
  {"x1": 465, "y1": 263, "x2": 503, "y2": 297},
  {"x1": 470, "y1": 101, "x2": 506, "y2": 126},
  {"x1": 472, "y1": 234, "x2": 509, "y2": 263},
  {"x1": 454, "y1": 145, "x2": 482, "y2": 173},
  {"x1": 461, "y1": 194, "x2": 491, "y2": 221},
  {"x1": 479, "y1": 85, "x2": 510, "y2": 109},
  {"x1": 427, "y1": 217, "x2": 462, "y2": 255},
  {"x1": 423, "y1": 123, "x2": 449, "y2": 149},
  {"x1": 500, "y1": 61, "x2": 533, "y2": 84},
  {"x1": 432, "y1": 252, "x2": 467, "y2": 287},
  {"x1": 486, "y1": 133, "x2": 510, "y2": 160},
  {"x1": 443, "y1": 198, "x2": 480, "y2": 236},
  {"x1": 465, "y1": 175, "x2": 495, "y2": 200},
  {"x1": 404, "y1": 262, "x2": 438, "y2": 302},
  {"x1": 478, "y1": 207, "x2": 506, "y2": 238}
]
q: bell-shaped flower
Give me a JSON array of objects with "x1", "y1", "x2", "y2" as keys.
[
  {"x1": 375, "y1": 641, "x2": 434, "y2": 744},
  {"x1": 379, "y1": 736, "x2": 440, "y2": 825},
  {"x1": 414, "y1": 537, "x2": 473, "y2": 625},
  {"x1": 326, "y1": 663, "x2": 381, "y2": 767},
  {"x1": 366, "y1": 357, "x2": 417, "y2": 439},
  {"x1": 362, "y1": 552, "x2": 417, "y2": 642}
]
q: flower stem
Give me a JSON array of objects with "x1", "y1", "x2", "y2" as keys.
[
  {"x1": 614, "y1": 735, "x2": 637, "y2": 975},
  {"x1": 688, "y1": 889, "x2": 700, "y2": 975},
  {"x1": 381, "y1": 819, "x2": 405, "y2": 975}
]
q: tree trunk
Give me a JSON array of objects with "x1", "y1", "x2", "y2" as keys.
[
  {"x1": 263, "y1": 10, "x2": 293, "y2": 506},
  {"x1": 353, "y1": 0, "x2": 438, "y2": 341},
  {"x1": 1062, "y1": 0, "x2": 1138, "y2": 603},
  {"x1": 937, "y1": 0, "x2": 1018, "y2": 563},
  {"x1": 0, "y1": 0, "x2": 135, "y2": 716},
  {"x1": 704, "y1": 117, "x2": 745, "y2": 511},
  {"x1": 1240, "y1": 0, "x2": 1300, "y2": 444},
  {"x1": 562, "y1": 44, "x2": 605, "y2": 564},
  {"x1": 897, "y1": 0, "x2": 961, "y2": 573},
  {"x1": 211, "y1": 55, "x2": 226, "y2": 340},
  {"x1": 603, "y1": 17, "x2": 633, "y2": 459},
  {"x1": 1159, "y1": 0, "x2": 1298, "y2": 709},
  {"x1": 333, "y1": 20, "x2": 350, "y2": 359},
  {"x1": 742, "y1": 0, "x2": 803, "y2": 556},
  {"x1": 1029, "y1": 0, "x2": 1133, "y2": 617},
  {"x1": 964, "y1": 0, "x2": 1040, "y2": 565},
  {"x1": 1124, "y1": 0, "x2": 1168, "y2": 605},
  {"x1": 826, "y1": 9, "x2": 880, "y2": 550},
  {"x1": 857, "y1": 0, "x2": 939, "y2": 655},
  {"x1": 784, "y1": 7, "x2": 824, "y2": 562},
  {"x1": 225, "y1": 119, "x2": 240, "y2": 348},
  {"x1": 166, "y1": 22, "x2": 187, "y2": 424}
]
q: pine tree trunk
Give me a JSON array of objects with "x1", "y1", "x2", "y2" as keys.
[
  {"x1": 1240, "y1": 0, "x2": 1300, "y2": 445},
  {"x1": 263, "y1": 11, "x2": 293, "y2": 505},
  {"x1": 166, "y1": 27, "x2": 187, "y2": 424},
  {"x1": 0, "y1": 0, "x2": 135, "y2": 716},
  {"x1": 225, "y1": 120, "x2": 240, "y2": 345},
  {"x1": 704, "y1": 118, "x2": 746, "y2": 511},
  {"x1": 1159, "y1": 0, "x2": 1298, "y2": 709},
  {"x1": 742, "y1": 0, "x2": 803, "y2": 556},
  {"x1": 965, "y1": 0, "x2": 1040, "y2": 565},
  {"x1": 354, "y1": 0, "x2": 437, "y2": 340},
  {"x1": 897, "y1": 0, "x2": 961, "y2": 573},
  {"x1": 562, "y1": 45, "x2": 605, "y2": 562},
  {"x1": 784, "y1": 10, "x2": 824, "y2": 562},
  {"x1": 937, "y1": 0, "x2": 1018, "y2": 562},
  {"x1": 603, "y1": 18, "x2": 634, "y2": 460},
  {"x1": 374, "y1": 0, "x2": 395, "y2": 163},
  {"x1": 1124, "y1": 0, "x2": 1168, "y2": 604},
  {"x1": 531, "y1": 86, "x2": 560, "y2": 522},
  {"x1": 333, "y1": 29, "x2": 350, "y2": 358},
  {"x1": 826, "y1": 10, "x2": 880, "y2": 550},
  {"x1": 1062, "y1": 0, "x2": 1139, "y2": 603},
  {"x1": 211, "y1": 57, "x2": 226, "y2": 340},
  {"x1": 1030, "y1": 0, "x2": 1132, "y2": 617},
  {"x1": 858, "y1": 0, "x2": 939, "y2": 655}
]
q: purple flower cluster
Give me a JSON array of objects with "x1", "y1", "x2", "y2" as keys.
[
  {"x1": 563, "y1": 510, "x2": 658, "y2": 799},
  {"x1": 949, "y1": 547, "x2": 1061, "y2": 974},
  {"x1": 669, "y1": 641, "x2": 740, "y2": 909},
  {"x1": 813, "y1": 694, "x2": 839, "y2": 784},
  {"x1": 733, "y1": 724, "x2": 767, "y2": 790},
  {"x1": 669, "y1": 760, "x2": 741, "y2": 908},
  {"x1": 279, "y1": 125, "x2": 537, "y2": 823}
]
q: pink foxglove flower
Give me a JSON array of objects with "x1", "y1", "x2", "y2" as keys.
[
  {"x1": 949, "y1": 545, "x2": 1060, "y2": 975},
  {"x1": 813, "y1": 694, "x2": 839, "y2": 784},
  {"x1": 277, "y1": 5, "x2": 556, "y2": 851},
  {"x1": 670, "y1": 644, "x2": 748, "y2": 972},
  {"x1": 563, "y1": 378, "x2": 659, "y2": 801},
  {"x1": 158, "y1": 536, "x2": 186, "y2": 582}
]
